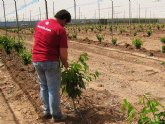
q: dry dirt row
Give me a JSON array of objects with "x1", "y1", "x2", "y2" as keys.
[
  {"x1": 0, "y1": 50, "x2": 124, "y2": 124},
  {"x1": 68, "y1": 27, "x2": 165, "y2": 51},
  {"x1": 25, "y1": 37, "x2": 165, "y2": 105},
  {"x1": 0, "y1": 54, "x2": 40, "y2": 124},
  {"x1": 68, "y1": 41, "x2": 165, "y2": 105},
  {"x1": 0, "y1": 29, "x2": 165, "y2": 123}
]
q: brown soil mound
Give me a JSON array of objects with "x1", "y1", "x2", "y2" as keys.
[
  {"x1": 1, "y1": 49, "x2": 125, "y2": 124},
  {"x1": 74, "y1": 38, "x2": 165, "y2": 58}
]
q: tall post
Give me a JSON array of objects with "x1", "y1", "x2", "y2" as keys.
[
  {"x1": 44, "y1": 0, "x2": 48, "y2": 19},
  {"x1": 39, "y1": 7, "x2": 41, "y2": 20},
  {"x1": 150, "y1": 10, "x2": 151, "y2": 24},
  {"x1": 1, "y1": 0, "x2": 7, "y2": 36},
  {"x1": 145, "y1": 8, "x2": 147, "y2": 24},
  {"x1": 108, "y1": 12, "x2": 109, "y2": 20},
  {"x1": 98, "y1": 0, "x2": 100, "y2": 23},
  {"x1": 81, "y1": 12, "x2": 82, "y2": 20},
  {"x1": 74, "y1": 0, "x2": 76, "y2": 23},
  {"x1": 29, "y1": 10, "x2": 32, "y2": 29},
  {"x1": 53, "y1": 1, "x2": 55, "y2": 15},
  {"x1": 111, "y1": 0, "x2": 114, "y2": 40},
  {"x1": 14, "y1": 0, "x2": 19, "y2": 37},
  {"x1": 79, "y1": 7, "x2": 80, "y2": 20},
  {"x1": 23, "y1": 13, "x2": 25, "y2": 22},
  {"x1": 95, "y1": 10, "x2": 96, "y2": 20},
  {"x1": 139, "y1": 4, "x2": 140, "y2": 24},
  {"x1": 129, "y1": 0, "x2": 131, "y2": 35}
]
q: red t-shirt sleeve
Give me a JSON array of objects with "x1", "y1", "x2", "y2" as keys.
[{"x1": 59, "y1": 29, "x2": 68, "y2": 48}]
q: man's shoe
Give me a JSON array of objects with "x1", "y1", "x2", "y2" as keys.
[
  {"x1": 52, "y1": 114, "x2": 67, "y2": 122},
  {"x1": 41, "y1": 113, "x2": 52, "y2": 119}
]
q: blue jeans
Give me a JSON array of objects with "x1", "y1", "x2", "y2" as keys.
[{"x1": 33, "y1": 61, "x2": 61, "y2": 117}]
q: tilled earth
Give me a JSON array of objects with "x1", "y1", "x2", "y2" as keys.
[
  {"x1": 0, "y1": 50, "x2": 125, "y2": 124},
  {"x1": 0, "y1": 29, "x2": 165, "y2": 124}
]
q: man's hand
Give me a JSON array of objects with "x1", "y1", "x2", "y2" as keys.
[
  {"x1": 60, "y1": 48, "x2": 68, "y2": 69},
  {"x1": 63, "y1": 61, "x2": 69, "y2": 69}
]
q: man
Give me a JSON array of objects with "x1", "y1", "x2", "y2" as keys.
[{"x1": 32, "y1": 9, "x2": 71, "y2": 122}]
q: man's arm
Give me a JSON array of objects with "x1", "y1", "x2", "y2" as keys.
[{"x1": 60, "y1": 48, "x2": 68, "y2": 68}]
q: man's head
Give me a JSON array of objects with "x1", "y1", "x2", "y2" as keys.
[{"x1": 55, "y1": 9, "x2": 71, "y2": 27}]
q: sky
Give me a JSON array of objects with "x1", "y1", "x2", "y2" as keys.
[{"x1": 0, "y1": 0, "x2": 165, "y2": 21}]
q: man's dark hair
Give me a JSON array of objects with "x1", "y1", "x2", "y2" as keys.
[{"x1": 55, "y1": 9, "x2": 71, "y2": 23}]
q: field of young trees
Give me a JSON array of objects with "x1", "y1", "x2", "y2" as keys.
[
  {"x1": 0, "y1": 22, "x2": 165, "y2": 123},
  {"x1": 0, "y1": 0, "x2": 165, "y2": 123}
]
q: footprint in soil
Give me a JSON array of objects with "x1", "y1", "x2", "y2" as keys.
[{"x1": 145, "y1": 69, "x2": 159, "y2": 75}]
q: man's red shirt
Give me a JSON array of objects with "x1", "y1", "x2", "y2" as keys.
[{"x1": 32, "y1": 19, "x2": 68, "y2": 62}]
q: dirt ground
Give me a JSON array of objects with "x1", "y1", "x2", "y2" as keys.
[
  {"x1": 67, "y1": 25, "x2": 165, "y2": 51},
  {"x1": 0, "y1": 52, "x2": 40, "y2": 124},
  {"x1": 0, "y1": 50, "x2": 125, "y2": 124},
  {"x1": 0, "y1": 29, "x2": 165, "y2": 124},
  {"x1": 69, "y1": 41, "x2": 165, "y2": 104}
]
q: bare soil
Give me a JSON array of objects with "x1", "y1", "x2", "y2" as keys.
[
  {"x1": 0, "y1": 29, "x2": 165, "y2": 124},
  {"x1": 67, "y1": 25, "x2": 165, "y2": 51},
  {"x1": 0, "y1": 50, "x2": 124, "y2": 124}
]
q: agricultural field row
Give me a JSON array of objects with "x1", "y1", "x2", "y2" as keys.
[
  {"x1": 0, "y1": 33, "x2": 165, "y2": 123},
  {"x1": 2, "y1": 23, "x2": 165, "y2": 53},
  {"x1": 66, "y1": 23, "x2": 165, "y2": 52}
]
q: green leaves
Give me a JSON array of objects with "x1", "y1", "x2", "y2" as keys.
[
  {"x1": 160, "y1": 37, "x2": 165, "y2": 53},
  {"x1": 157, "y1": 24, "x2": 161, "y2": 30},
  {"x1": 156, "y1": 111, "x2": 165, "y2": 124},
  {"x1": 20, "y1": 50, "x2": 32, "y2": 65},
  {"x1": 109, "y1": 25, "x2": 112, "y2": 32},
  {"x1": 132, "y1": 38, "x2": 143, "y2": 49},
  {"x1": 147, "y1": 30, "x2": 152, "y2": 37},
  {"x1": 13, "y1": 39, "x2": 25, "y2": 53},
  {"x1": 96, "y1": 25, "x2": 103, "y2": 32},
  {"x1": 72, "y1": 31, "x2": 77, "y2": 39},
  {"x1": 0, "y1": 36, "x2": 31, "y2": 65},
  {"x1": 0, "y1": 36, "x2": 14, "y2": 54},
  {"x1": 160, "y1": 37, "x2": 165, "y2": 44},
  {"x1": 96, "y1": 34, "x2": 104, "y2": 42},
  {"x1": 61, "y1": 53, "x2": 99, "y2": 100},
  {"x1": 111, "y1": 37, "x2": 117, "y2": 45},
  {"x1": 121, "y1": 95, "x2": 165, "y2": 124},
  {"x1": 121, "y1": 99, "x2": 136, "y2": 122},
  {"x1": 138, "y1": 116, "x2": 151, "y2": 124}
]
